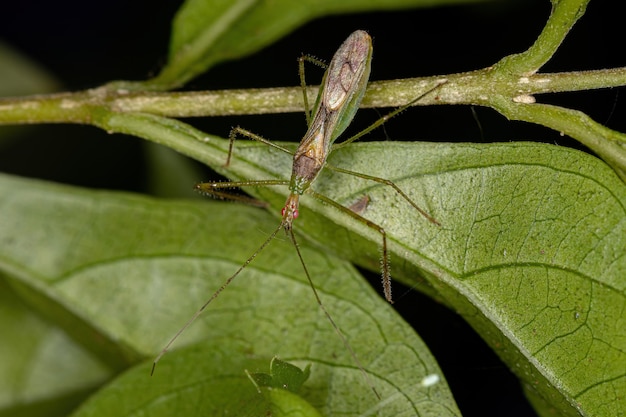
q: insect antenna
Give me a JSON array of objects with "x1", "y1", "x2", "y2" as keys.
[
  {"x1": 285, "y1": 227, "x2": 382, "y2": 400},
  {"x1": 151, "y1": 222, "x2": 284, "y2": 376}
]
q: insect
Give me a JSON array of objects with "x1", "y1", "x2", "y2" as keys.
[{"x1": 153, "y1": 30, "x2": 443, "y2": 399}]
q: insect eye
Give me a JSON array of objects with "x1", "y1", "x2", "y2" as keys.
[
  {"x1": 293, "y1": 209, "x2": 299, "y2": 219},
  {"x1": 281, "y1": 207, "x2": 286, "y2": 216}
]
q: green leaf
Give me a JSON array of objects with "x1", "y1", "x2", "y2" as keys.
[
  {"x1": 142, "y1": 141, "x2": 206, "y2": 198},
  {"x1": 245, "y1": 358, "x2": 323, "y2": 417},
  {"x1": 0, "y1": 41, "x2": 60, "y2": 98},
  {"x1": 93, "y1": 106, "x2": 626, "y2": 415},
  {"x1": 247, "y1": 357, "x2": 311, "y2": 393},
  {"x1": 0, "y1": 279, "x2": 112, "y2": 417},
  {"x1": 199, "y1": 138, "x2": 626, "y2": 416},
  {"x1": 144, "y1": 0, "x2": 488, "y2": 89},
  {"x1": 0, "y1": 172, "x2": 459, "y2": 416},
  {"x1": 72, "y1": 348, "x2": 322, "y2": 417}
]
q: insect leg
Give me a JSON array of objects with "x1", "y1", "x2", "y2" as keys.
[
  {"x1": 298, "y1": 54, "x2": 327, "y2": 125},
  {"x1": 325, "y1": 164, "x2": 439, "y2": 225},
  {"x1": 195, "y1": 179, "x2": 289, "y2": 207},
  {"x1": 227, "y1": 127, "x2": 294, "y2": 167},
  {"x1": 333, "y1": 80, "x2": 448, "y2": 150},
  {"x1": 309, "y1": 190, "x2": 394, "y2": 304}
]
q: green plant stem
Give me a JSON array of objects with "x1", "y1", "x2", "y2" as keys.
[
  {"x1": 2, "y1": 67, "x2": 626, "y2": 120},
  {"x1": 3, "y1": 67, "x2": 626, "y2": 178},
  {"x1": 492, "y1": 99, "x2": 626, "y2": 181},
  {"x1": 495, "y1": 0, "x2": 590, "y2": 74},
  {"x1": 2, "y1": 0, "x2": 625, "y2": 179}
]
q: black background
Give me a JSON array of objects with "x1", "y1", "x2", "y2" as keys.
[{"x1": 1, "y1": 1, "x2": 624, "y2": 416}]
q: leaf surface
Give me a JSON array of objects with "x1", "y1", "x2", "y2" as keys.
[
  {"x1": 219, "y1": 139, "x2": 626, "y2": 416},
  {"x1": 96, "y1": 109, "x2": 626, "y2": 416},
  {"x1": 0, "y1": 172, "x2": 459, "y2": 416}
]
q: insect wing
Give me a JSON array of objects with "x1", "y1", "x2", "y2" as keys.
[
  {"x1": 323, "y1": 30, "x2": 372, "y2": 143},
  {"x1": 290, "y1": 31, "x2": 372, "y2": 191}
]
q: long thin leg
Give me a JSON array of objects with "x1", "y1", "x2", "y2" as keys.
[
  {"x1": 309, "y1": 190, "x2": 394, "y2": 304},
  {"x1": 324, "y1": 164, "x2": 440, "y2": 225},
  {"x1": 298, "y1": 54, "x2": 327, "y2": 125},
  {"x1": 195, "y1": 179, "x2": 289, "y2": 207},
  {"x1": 333, "y1": 80, "x2": 448, "y2": 150},
  {"x1": 227, "y1": 127, "x2": 294, "y2": 167}
]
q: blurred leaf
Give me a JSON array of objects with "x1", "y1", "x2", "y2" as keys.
[
  {"x1": 145, "y1": 0, "x2": 488, "y2": 89},
  {"x1": 0, "y1": 280, "x2": 111, "y2": 417},
  {"x1": 0, "y1": 172, "x2": 459, "y2": 416},
  {"x1": 143, "y1": 141, "x2": 205, "y2": 198},
  {"x1": 0, "y1": 41, "x2": 60, "y2": 97}
]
